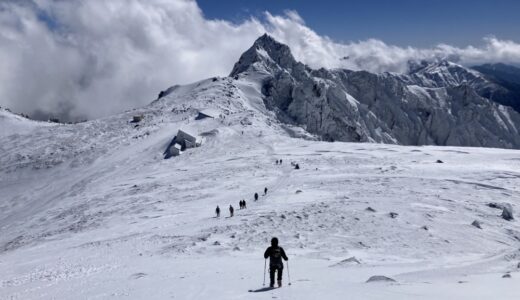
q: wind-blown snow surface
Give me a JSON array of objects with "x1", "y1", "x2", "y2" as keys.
[{"x1": 1, "y1": 77, "x2": 520, "y2": 299}]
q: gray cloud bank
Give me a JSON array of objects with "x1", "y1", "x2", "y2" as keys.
[{"x1": 1, "y1": 0, "x2": 520, "y2": 121}]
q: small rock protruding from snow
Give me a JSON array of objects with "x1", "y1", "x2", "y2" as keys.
[
  {"x1": 488, "y1": 202, "x2": 501, "y2": 209},
  {"x1": 422, "y1": 225, "x2": 429, "y2": 231},
  {"x1": 331, "y1": 256, "x2": 361, "y2": 267},
  {"x1": 366, "y1": 207, "x2": 376, "y2": 212},
  {"x1": 129, "y1": 272, "x2": 147, "y2": 280},
  {"x1": 487, "y1": 202, "x2": 513, "y2": 220},
  {"x1": 502, "y1": 273, "x2": 512, "y2": 278},
  {"x1": 389, "y1": 212, "x2": 399, "y2": 218},
  {"x1": 131, "y1": 115, "x2": 143, "y2": 123},
  {"x1": 471, "y1": 220, "x2": 482, "y2": 229},
  {"x1": 501, "y1": 204, "x2": 514, "y2": 221},
  {"x1": 436, "y1": 160, "x2": 444, "y2": 163},
  {"x1": 342, "y1": 256, "x2": 361, "y2": 264},
  {"x1": 366, "y1": 275, "x2": 396, "y2": 283}
]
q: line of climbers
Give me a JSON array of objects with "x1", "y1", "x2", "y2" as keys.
[
  {"x1": 214, "y1": 188, "x2": 266, "y2": 218},
  {"x1": 214, "y1": 157, "x2": 293, "y2": 218}
]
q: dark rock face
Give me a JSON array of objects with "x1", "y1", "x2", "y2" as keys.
[{"x1": 231, "y1": 35, "x2": 520, "y2": 149}]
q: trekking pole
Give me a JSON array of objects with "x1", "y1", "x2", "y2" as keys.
[
  {"x1": 287, "y1": 261, "x2": 292, "y2": 286},
  {"x1": 263, "y1": 259, "x2": 267, "y2": 286}
]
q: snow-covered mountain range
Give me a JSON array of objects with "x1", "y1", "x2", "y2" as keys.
[
  {"x1": 231, "y1": 34, "x2": 520, "y2": 148},
  {"x1": 1, "y1": 35, "x2": 520, "y2": 299}
]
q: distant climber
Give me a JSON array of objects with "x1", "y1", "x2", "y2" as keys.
[
  {"x1": 280, "y1": 159, "x2": 282, "y2": 165},
  {"x1": 216, "y1": 206, "x2": 220, "y2": 218},
  {"x1": 243, "y1": 199, "x2": 247, "y2": 209},
  {"x1": 264, "y1": 187, "x2": 268, "y2": 195},
  {"x1": 229, "y1": 205, "x2": 234, "y2": 217},
  {"x1": 264, "y1": 237, "x2": 289, "y2": 288},
  {"x1": 254, "y1": 193, "x2": 259, "y2": 201},
  {"x1": 239, "y1": 200, "x2": 243, "y2": 209},
  {"x1": 276, "y1": 160, "x2": 279, "y2": 165},
  {"x1": 295, "y1": 163, "x2": 300, "y2": 170}
]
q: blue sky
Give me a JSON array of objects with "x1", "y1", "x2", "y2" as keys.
[{"x1": 197, "y1": 0, "x2": 520, "y2": 47}]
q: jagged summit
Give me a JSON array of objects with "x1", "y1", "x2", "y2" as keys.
[
  {"x1": 229, "y1": 34, "x2": 301, "y2": 77},
  {"x1": 252, "y1": 33, "x2": 289, "y2": 53}
]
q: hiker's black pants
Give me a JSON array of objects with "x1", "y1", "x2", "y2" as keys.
[{"x1": 269, "y1": 265, "x2": 283, "y2": 285}]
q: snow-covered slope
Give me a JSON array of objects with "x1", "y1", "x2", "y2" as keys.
[
  {"x1": 230, "y1": 35, "x2": 520, "y2": 148},
  {"x1": 1, "y1": 60, "x2": 520, "y2": 299},
  {"x1": 0, "y1": 108, "x2": 54, "y2": 138},
  {"x1": 403, "y1": 60, "x2": 494, "y2": 89}
]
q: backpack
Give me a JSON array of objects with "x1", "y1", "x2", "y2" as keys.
[{"x1": 270, "y1": 247, "x2": 283, "y2": 267}]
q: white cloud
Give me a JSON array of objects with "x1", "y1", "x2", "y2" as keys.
[{"x1": 1, "y1": 0, "x2": 520, "y2": 120}]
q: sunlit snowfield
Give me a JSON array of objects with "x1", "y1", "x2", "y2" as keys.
[{"x1": 1, "y1": 77, "x2": 519, "y2": 299}]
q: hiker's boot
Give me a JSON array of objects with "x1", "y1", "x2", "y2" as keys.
[
  {"x1": 277, "y1": 280, "x2": 282, "y2": 287},
  {"x1": 269, "y1": 282, "x2": 274, "y2": 288}
]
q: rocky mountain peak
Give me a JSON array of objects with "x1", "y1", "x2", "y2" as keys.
[{"x1": 229, "y1": 34, "x2": 299, "y2": 77}]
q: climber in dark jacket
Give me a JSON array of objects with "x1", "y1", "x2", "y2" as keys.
[{"x1": 264, "y1": 237, "x2": 288, "y2": 287}]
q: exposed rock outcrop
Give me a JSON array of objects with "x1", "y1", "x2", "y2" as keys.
[{"x1": 366, "y1": 275, "x2": 396, "y2": 283}]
